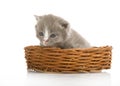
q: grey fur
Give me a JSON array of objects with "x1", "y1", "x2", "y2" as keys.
[{"x1": 35, "y1": 14, "x2": 91, "y2": 49}]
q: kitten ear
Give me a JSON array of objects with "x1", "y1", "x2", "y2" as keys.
[
  {"x1": 60, "y1": 22, "x2": 69, "y2": 29},
  {"x1": 34, "y1": 15, "x2": 42, "y2": 21}
]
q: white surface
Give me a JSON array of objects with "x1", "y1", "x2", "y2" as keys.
[{"x1": 0, "y1": 0, "x2": 120, "y2": 86}]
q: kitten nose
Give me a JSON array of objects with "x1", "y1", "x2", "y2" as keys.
[{"x1": 43, "y1": 39, "x2": 49, "y2": 42}]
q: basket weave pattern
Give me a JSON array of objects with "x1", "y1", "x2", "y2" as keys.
[{"x1": 24, "y1": 46, "x2": 112, "y2": 73}]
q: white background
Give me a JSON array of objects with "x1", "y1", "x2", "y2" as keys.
[{"x1": 0, "y1": 0, "x2": 120, "y2": 86}]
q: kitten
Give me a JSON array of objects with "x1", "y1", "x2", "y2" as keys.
[{"x1": 34, "y1": 14, "x2": 91, "y2": 49}]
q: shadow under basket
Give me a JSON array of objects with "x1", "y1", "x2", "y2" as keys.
[{"x1": 24, "y1": 45, "x2": 112, "y2": 73}]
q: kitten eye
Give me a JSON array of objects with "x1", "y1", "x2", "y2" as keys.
[
  {"x1": 50, "y1": 34, "x2": 56, "y2": 38},
  {"x1": 39, "y1": 32, "x2": 44, "y2": 36}
]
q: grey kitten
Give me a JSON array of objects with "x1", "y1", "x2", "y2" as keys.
[{"x1": 35, "y1": 14, "x2": 91, "y2": 49}]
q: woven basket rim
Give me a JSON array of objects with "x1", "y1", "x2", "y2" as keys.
[{"x1": 24, "y1": 45, "x2": 112, "y2": 50}]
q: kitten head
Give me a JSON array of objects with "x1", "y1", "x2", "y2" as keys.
[{"x1": 34, "y1": 14, "x2": 70, "y2": 46}]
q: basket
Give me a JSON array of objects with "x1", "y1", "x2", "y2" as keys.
[{"x1": 24, "y1": 45, "x2": 112, "y2": 73}]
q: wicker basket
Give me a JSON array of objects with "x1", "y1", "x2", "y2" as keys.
[{"x1": 24, "y1": 45, "x2": 112, "y2": 73}]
